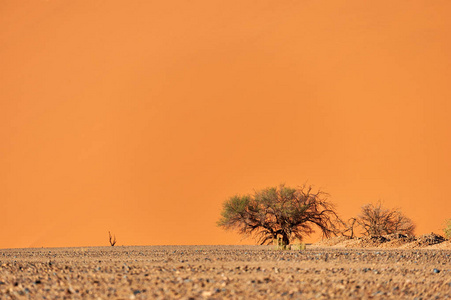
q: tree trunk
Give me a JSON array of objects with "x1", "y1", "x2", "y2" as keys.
[{"x1": 282, "y1": 233, "x2": 290, "y2": 246}]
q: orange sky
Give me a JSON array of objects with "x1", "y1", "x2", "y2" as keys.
[{"x1": 1, "y1": 1, "x2": 451, "y2": 248}]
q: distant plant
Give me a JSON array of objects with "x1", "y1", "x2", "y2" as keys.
[
  {"x1": 217, "y1": 184, "x2": 341, "y2": 246},
  {"x1": 274, "y1": 235, "x2": 287, "y2": 250},
  {"x1": 109, "y1": 231, "x2": 117, "y2": 246},
  {"x1": 289, "y1": 242, "x2": 306, "y2": 251},
  {"x1": 444, "y1": 219, "x2": 451, "y2": 239},
  {"x1": 275, "y1": 237, "x2": 306, "y2": 251},
  {"x1": 357, "y1": 201, "x2": 415, "y2": 236}
]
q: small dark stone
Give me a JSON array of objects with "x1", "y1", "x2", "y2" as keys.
[
  {"x1": 372, "y1": 291, "x2": 383, "y2": 296},
  {"x1": 433, "y1": 268, "x2": 440, "y2": 273},
  {"x1": 35, "y1": 280, "x2": 42, "y2": 284},
  {"x1": 133, "y1": 290, "x2": 141, "y2": 295}
]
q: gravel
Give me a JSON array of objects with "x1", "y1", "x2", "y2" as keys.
[{"x1": 0, "y1": 245, "x2": 450, "y2": 299}]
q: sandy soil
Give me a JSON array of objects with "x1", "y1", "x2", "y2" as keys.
[
  {"x1": 313, "y1": 233, "x2": 451, "y2": 250},
  {"x1": 1, "y1": 245, "x2": 450, "y2": 299}
]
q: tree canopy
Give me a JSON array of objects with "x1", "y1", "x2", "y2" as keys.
[{"x1": 217, "y1": 184, "x2": 341, "y2": 245}]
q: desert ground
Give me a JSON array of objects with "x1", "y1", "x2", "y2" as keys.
[{"x1": 1, "y1": 242, "x2": 450, "y2": 299}]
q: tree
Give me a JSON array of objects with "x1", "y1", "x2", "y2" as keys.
[
  {"x1": 357, "y1": 201, "x2": 415, "y2": 236},
  {"x1": 217, "y1": 184, "x2": 341, "y2": 246}
]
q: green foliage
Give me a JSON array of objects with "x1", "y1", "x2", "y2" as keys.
[
  {"x1": 217, "y1": 195, "x2": 250, "y2": 227},
  {"x1": 444, "y1": 219, "x2": 451, "y2": 239},
  {"x1": 217, "y1": 184, "x2": 341, "y2": 245}
]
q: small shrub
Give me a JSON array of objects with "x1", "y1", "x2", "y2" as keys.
[
  {"x1": 444, "y1": 219, "x2": 451, "y2": 239},
  {"x1": 273, "y1": 237, "x2": 305, "y2": 250},
  {"x1": 289, "y1": 243, "x2": 306, "y2": 251},
  {"x1": 357, "y1": 201, "x2": 415, "y2": 236},
  {"x1": 109, "y1": 231, "x2": 117, "y2": 246},
  {"x1": 273, "y1": 235, "x2": 288, "y2": 250}
]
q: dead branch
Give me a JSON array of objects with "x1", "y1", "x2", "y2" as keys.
[
  {"x1": 340, "y1": 217, "x2": 357, "y2": 238},
  {"x1": 109, "y1": 231, "x2": 117, "y2": 246}
]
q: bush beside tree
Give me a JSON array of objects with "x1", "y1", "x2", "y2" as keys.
[{"x1": 357, "y1": 201, "x2": 415, "y2": 236}]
